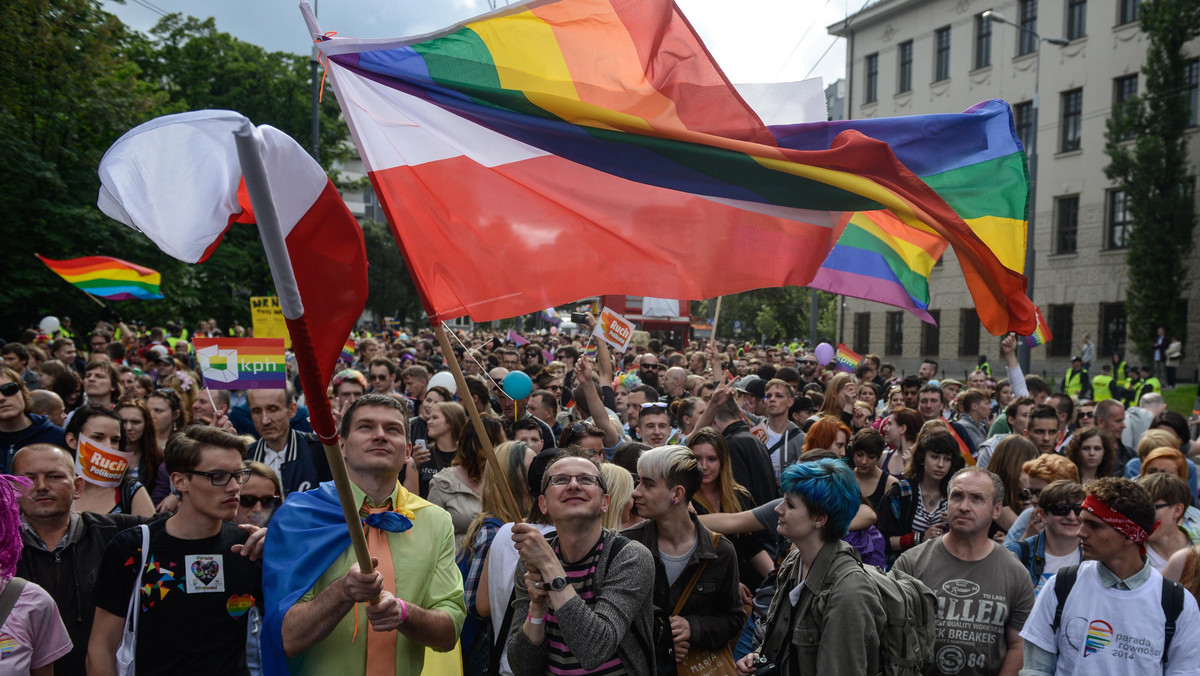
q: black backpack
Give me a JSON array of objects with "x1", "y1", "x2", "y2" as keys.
[{"x1": 1050, "y1": 564, "x2": 1186, "y2": 665}]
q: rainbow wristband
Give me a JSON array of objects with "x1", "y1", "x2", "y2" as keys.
[{"x1": 398, "y1": 598, "x2": 408, "y2": 625}]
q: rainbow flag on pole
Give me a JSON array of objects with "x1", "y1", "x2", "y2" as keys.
[
  {"x1": 340, "y1": 338, "x2": 356, "y2": 363},
  {"x1": 36, "y1": 254, "x2": 163, "y2": 300},
  {"x1": 308, "y1": 0, "x2": 1035, "y2": 336},
  {"x1": 835, "y1": 344, "x2": 861, "y2": 373},
  {"x1": 1024, "y1": 306, "x2": 1053, "y2": 348},
  {"x1": 194, "y1": 338, "x2": 287, "y2": 389}
]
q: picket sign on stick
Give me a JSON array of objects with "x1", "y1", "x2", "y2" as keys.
[
  {"x1": 231, "y1": 124, "x2": 378, "y2": 601},
  {"x1": 433, "y1": 323, "x2": 523, "y2": 520}
]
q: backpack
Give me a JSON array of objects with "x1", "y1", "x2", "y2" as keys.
[
  {"x1": 1050, "y1": 564, "x2": 1185, "y2": 665},
  {"x1": 817, "y1": 558, "x2": 938, "y2": 676}
]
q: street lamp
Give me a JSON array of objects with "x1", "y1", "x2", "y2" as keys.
[{"x1": 981, "y1": 10, "x2": 1068, "y2": 373}]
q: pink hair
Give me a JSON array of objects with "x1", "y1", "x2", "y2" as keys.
[{"x1": 0, "y1": 475, "x2": 32, "y2": 580}]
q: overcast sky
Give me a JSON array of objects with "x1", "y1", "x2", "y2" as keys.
[{"x1": 103, "y1": 0, "x2": 851, "y2": 89}]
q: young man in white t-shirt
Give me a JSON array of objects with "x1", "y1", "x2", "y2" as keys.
[
  {"x1": 1020, "y1": 477, "x2": 1200, "y2": 675},
  {"x1": 1005, "y1": 480, "x2": 1084, "y2": 595}
]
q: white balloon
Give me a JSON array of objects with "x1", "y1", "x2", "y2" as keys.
[
  {"x1": 39, "y1": 316, "x2": 61, "y2": 334},
  {"x1": 427, "y1": 370, "x2": 457, "y2": 395}
]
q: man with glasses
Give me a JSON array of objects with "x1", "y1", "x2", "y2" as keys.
[
  {"x1": 0, "y1": 367, "x2": 66, "y2": 473},
  {"x1": 265, "y1": 393, "x2": 464, "y2": 675},
  {"x1": 1006, "y1": 480, "x2": 1085, "y2": 595},
  {"x1": 367, "y1": 357, "x2": 398, "y2": 396},
  {"x1": 246, "y1": 386, "x2": 330, "y2": 496},
  {"x1": 507, "y1": 448, "x2": 656, "y2": 674},
  {"x1": 1019, "y1": 477, "x2": 1200, "y2": 675},
  {"x1": 89, "y1": 426, "x2": 264, "y2": 675}
]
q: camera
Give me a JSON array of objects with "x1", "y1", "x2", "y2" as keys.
[
  {"x1": 570, "y1": 312, "x2": 588, "y2": 323},
  {"x1": 752, "y1": 654, "x2": 778, "y2": 676}
]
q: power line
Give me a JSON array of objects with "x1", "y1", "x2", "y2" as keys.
[
  {"x1": 129, "y1": 0, "x2": 169, "y2": 18},
  {"x1": 803, "y1": 0, "x2": 876, "y2": 81},
  {"x1": 775, "y1": 0, "x2": 836, "y2": 77}
]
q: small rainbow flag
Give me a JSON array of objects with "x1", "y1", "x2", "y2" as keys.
[
  {"x1": 835, "y1": 344, "x2": 861, "y2": 373},
  {"x1": 340, "y1": 338, "x2": 355, "y2": 363},
  {"x1": 508, "y1": 329, "x2": 529, "y2": 347},
  {"x1": 583, "y1": 343, "x2": 597, "y2": 359},
  {"x1": 1024, "y1": 306, "x2": 1053, "y2": 348},
  {"x1": 194, "y1": 338, "x2": 286, "y2": 390},
  {"x1": 36, "y1": 254, "x2": 163, "y2": 300}
]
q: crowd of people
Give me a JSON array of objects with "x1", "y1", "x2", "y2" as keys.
[{"x1": 1, "y1": 312, "x2": 1200, "y2": 675}]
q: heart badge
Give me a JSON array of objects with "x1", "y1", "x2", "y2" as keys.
[{"x1": 191, "y1": 558, "x2": 220, "y2": 585}]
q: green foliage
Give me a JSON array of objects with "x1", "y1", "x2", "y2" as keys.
[
  {"x1": 693, "y1": 287, "x2": 837, "y2": 344},
  {"x1": 362, "y1": 220, "x2": 425, "y2": 324},
  {"x1": 0, "y1": 1, "x2": 354, "y2": 337},
  {"x1": 1104, "y1": 0, "x2": 1200, "y2": 360}
]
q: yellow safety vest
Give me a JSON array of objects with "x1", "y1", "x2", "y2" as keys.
[
  {"x1": 1063, "y1": 368, "x2": 1087, "y2": 397},
  {"x1": 1114, "y1": 361, "x2": 1129, "y2": 389},
  {"x1": 1091, "y1": 374, "x2": 1113, "y2": 401}
]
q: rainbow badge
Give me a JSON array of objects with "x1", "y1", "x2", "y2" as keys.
[
  {"x1": 1084, "y1": 619, "x2": 1113, "y2": 656},
  {"x1": 0, "y1": 633, "x2": 17, "y2": 659},
  {"x1": 226, "y1": 594, "x2": 255, "y2": 618},
  {"x1": 194, "y1": 338, "x2": 286, "y2": 390},
  {"x1": 1024, "y1": 305, "x2": 1053, "y2": 348},
  {"x1": 835, "y1": 344, "x2": 861, "y2": 373}
]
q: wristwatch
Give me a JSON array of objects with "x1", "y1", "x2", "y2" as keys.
[{"x1": 549, "y1": 576, "x2": 568, "y2": 592}]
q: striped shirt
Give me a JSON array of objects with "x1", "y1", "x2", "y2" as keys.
[
  {"x1": 911, "y1": 484, "x2": 947, "y2": 535},
  {"x1": 545, "y1": 538, "x2": 626, "y2": 676}
]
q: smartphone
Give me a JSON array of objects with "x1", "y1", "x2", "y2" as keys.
[{"x1": 570, "y1": 312, "x2": 588, "y2": 323}]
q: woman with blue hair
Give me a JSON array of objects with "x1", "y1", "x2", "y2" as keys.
[{"x1": 736, "y1": 459, "x2": 885, "y2": 675}]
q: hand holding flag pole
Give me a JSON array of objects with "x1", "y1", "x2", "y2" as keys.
[{"x1": 231, "y1": 123, "x2": 378, "y2": 600}]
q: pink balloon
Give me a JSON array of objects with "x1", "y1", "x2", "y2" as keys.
[{"x1": 814, "y1": 342, "x2": 835, "y2": 366}]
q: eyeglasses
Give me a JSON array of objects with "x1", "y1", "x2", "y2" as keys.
[
  {"x1": 239, "y1": 494, "x2": 282, "y2": 508},
  {"x1": 1044, "y1": 503, "x2": 1083, "y2": 517},
  {"x1": 1019, "y1": 487, "x2": 1043, "y2": 502},
  {"x1": 0, "y1": 382, "x2": 20, "y2": 398},
  {"x1": 800, "y1": 360, "x2": 817, "y2": 365},
  {"x1": 1154, "y1": 502, "x2": 1172, "y2": 510},
  {"x1": 547, "y1": 473, "x2": 602, "y2": 487},
  {"x1": 184, "y1": 468, "x2": 252, "y2": 486}
]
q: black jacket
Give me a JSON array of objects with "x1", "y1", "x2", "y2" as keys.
[
  {"x1": 17, "y1": 512, "x2": 159, "y2": 676},
  {"x1": 722, "y1": 421, "x2": 780, "y2": 506},
  {"x1": 0, "y1": 413, "x2": 67, "y2": 473},
  {"x1": 246, "y1": 429, "x2": 331, "y2": 495}
]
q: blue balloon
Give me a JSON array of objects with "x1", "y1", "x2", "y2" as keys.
[{"x1": 502, "y1": 371, "x2": 534, "y2": 400}]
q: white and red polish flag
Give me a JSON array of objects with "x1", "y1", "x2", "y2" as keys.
[{"x1": 97, "y1": 111, "x2": 367, "y2": 440}]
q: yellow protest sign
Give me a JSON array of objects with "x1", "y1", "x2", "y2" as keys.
[{"x1": 250, "y1": 296, "x2": 291, "y2": 348}]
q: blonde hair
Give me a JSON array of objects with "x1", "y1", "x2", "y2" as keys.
[
  {"x1": 816, "y1": 373, "x2": 854, "y2": 419},
  {"x1": 601, "y1": 463, "x2": 634, "y2": 530},
  {"x1": 1138, "y1": 429, "x2": 1180, "y2": 459},
  {"x1": 1021, "y1": 453, "x2": 1079, "y2": 483},
  {"x1": 636, "y1": 445, "x2": 702, "y2": 501},
  {"x1": 461, "y1": 441, "x2": 533, "y2": 562}
]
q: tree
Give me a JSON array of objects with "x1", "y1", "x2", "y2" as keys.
[
  {"x1": 693, "y1": 287, "x2": 837, "y2": 345},
  {"x1": 362, "y1": 220, "x2": 424, "y2": 324},
  {"x1": 1104, "y1": 0, "x2": 1200, "y2": 360}
]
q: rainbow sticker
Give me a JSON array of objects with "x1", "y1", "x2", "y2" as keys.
[
  {"x1": 226, "y1": 594, "x2": 255, "y2": 618},
  {"x1": 1084, "y1": 619, "x2": 1113, "y2": 656},
  {"x1": 0, "y1": 633, "x2": 18, "y2": 659}
]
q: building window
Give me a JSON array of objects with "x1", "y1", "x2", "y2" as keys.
[
  {"x1": 898, "y1": 41, "x2": 914, "y2": 93},
  {"x1": 959, "y1": 309, "x2": 981, "y2": 357},
  {"x1": 1060, "y1": 88, "x2": 1083, "y2": 152},
  {"x1": 886, "y1": 311, "x2": 904, "y2": 356},
  {"x1": 1066, "y1": 0, "x2": 1087, "y2": 40},
  {"x1": 363, "y1": 187, "x2": 386, "y2": 222},
  {"x1": 1113, "y1": 74, "x2": 1138, "y2": 140},
  {"x1": 921, "y1": 310, "x2": 941, "y2": 356},
  {"x1": 1048, "y1": 305, "x2": 1074, "y2": 357},
  {"x1": 853, "y1": 313, "x2": 871, "y2": 355},
  {"x1": 1187, "y1": 58, "x2": 1199, "y2": 127},
  {"x1": 1107, "y1": 189, "x2": 1132, "y2": 249},
  {"x1": 1117, "y1": 0, "x2": 1139, "y2": 25},
  {"x1": 934, "y1": 26, "x2": 952, "y2": 82},
  {"x1": 974, "y1": 14, "x2": 992, "y2": 69},
  {"x1": 1056, "y1": 196, "x2": 1079, "y2": 253},
  {"x1": 865, "y1": 53, "x2": 879, "y2": 104},
  {"x1": 1018, "y1": 0, "x2": 1038, "y2": 55},
  {"x1": 1014, "y1": 101, "x2": 1034, "y2": 151},
  {"x1": 1100, "y1": 302, "x2": 1126, "y2": 359}
]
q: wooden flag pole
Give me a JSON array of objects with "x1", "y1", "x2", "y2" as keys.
[
  {"x1": 433, "y1": 322, "x2": 523, "y2": 520},
  {"x1": 711, "y1": 296, "x2": 723, "y2": 343}
]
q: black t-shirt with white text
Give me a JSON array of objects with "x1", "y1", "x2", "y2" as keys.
[{"x1": 94, "y1": 519, "x2": 262, "y2": 675}]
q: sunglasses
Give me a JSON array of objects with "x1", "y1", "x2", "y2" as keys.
[
  {"x1": 1019, "y1": 487, "x2": 1044, "y2": 502},
  {"x1": 0, "y1": 382, "x2": 20, "y2": 397},
  {"x1": 641, "y1": 402, "x2": 669, "y2": 409},
  {"x1": 370, "y1": 374, "x2": 390, "y2": 380},
  {"x1": 800, "y1": 360, "x2": 817, "y2": 365},
  {"x1": 239, "y1": 494, "x2": 282, "y2": 508},
  {"x1": 1043, "y1": 503, "x2": 1083, "y2": 517},
  {"x1": 1154, "y1": 502, "x2": 1172, "y2": 510}
]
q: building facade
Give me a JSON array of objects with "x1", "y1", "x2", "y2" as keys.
[{"x1": 828, "y1": 0, "x2": 1200, "y2": 382}]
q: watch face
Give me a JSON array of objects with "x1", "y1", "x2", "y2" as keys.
[{"x1": 550, "y1": 576, "x2": 568, "y2": 591}]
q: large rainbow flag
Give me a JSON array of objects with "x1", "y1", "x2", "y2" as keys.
[
  {"x1": 307, "y1": 0, "x2": 1034, "y2": 335},
  {"x1": 36, "y1": 254, "x2": 164, "y2": 300}
]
